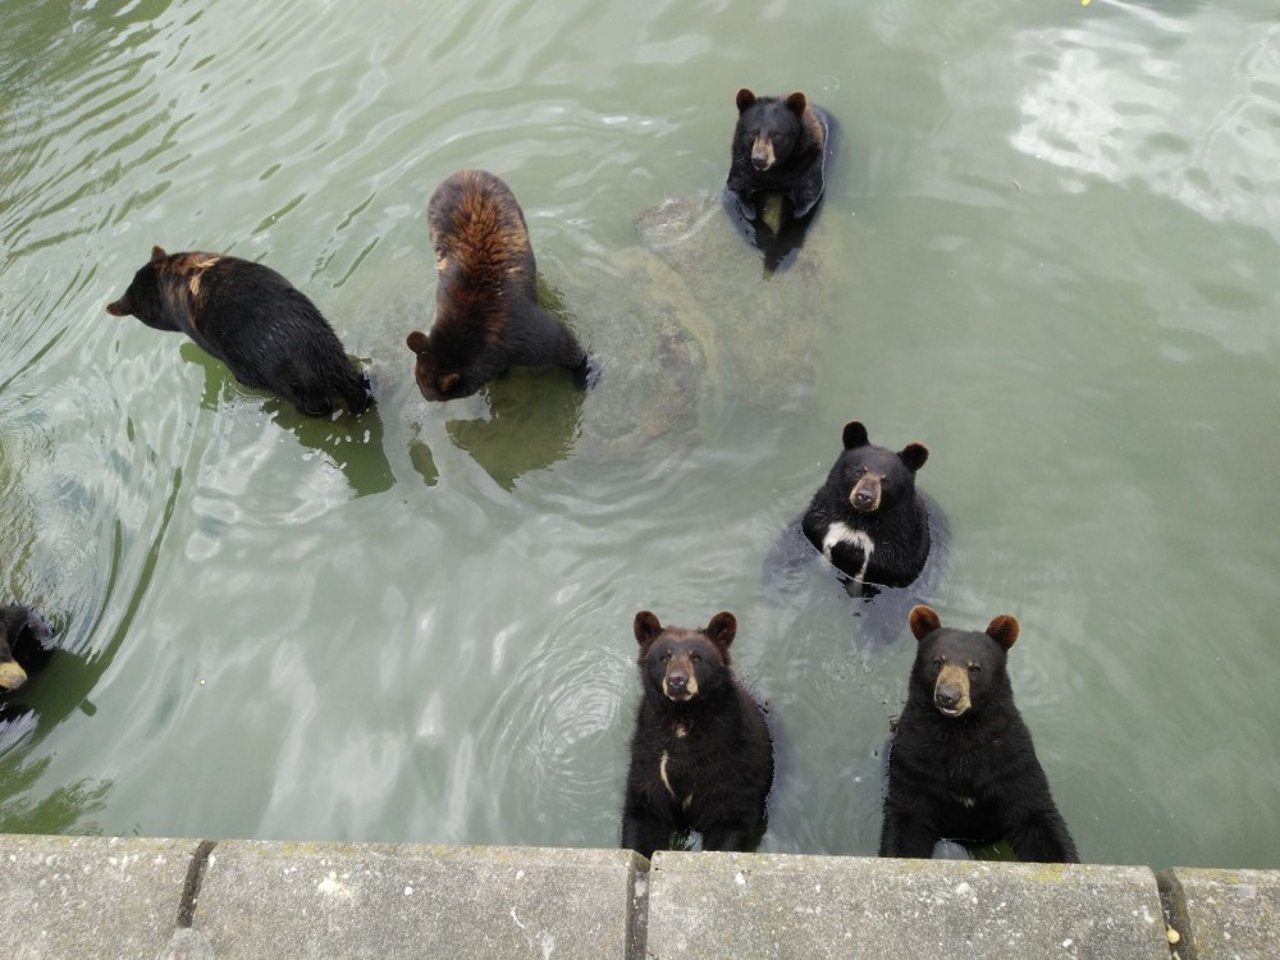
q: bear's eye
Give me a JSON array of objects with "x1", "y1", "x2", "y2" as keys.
[
  {"x1": 690, "y1": 653, "x2": 702, "y2": 664},
  {"x1": 968, "y1": 664, "x2": 981, "y2": 675},
  {"x1": 932, "y1": 657, "x2": 944, "y2": 670},
  {"x1": 659, "y1": 652, "x2": 671, "y2": 663},
  {"x1": 853, "y1": 466, "x2": 866, "y2": 477}
]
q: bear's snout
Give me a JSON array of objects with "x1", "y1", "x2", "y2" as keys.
[
  {"x1": 0, "y1": 659, "x2": 28, "y2": 693},
  {"x1": 751, "y1": 137, "x2": 775, "y2": 171},
  {"x1": 661, "y1": 655, "x2": 699, "y2": 701},
  {"x1": 849, "y1": 474, "x2": 882, "y2": 512},
  {"x1": 933, "y1": 664, "x2": 971, "y2": 717}
]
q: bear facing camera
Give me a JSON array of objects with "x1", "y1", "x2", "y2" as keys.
[
  {"x1": 621, "y1": 610, "x2": 774, "y2": 860},
  {"x1": 801, "y1": 420, "x2": 936, "y2": 591},
  {"x1": 106, "y1": 247, "x2": 372, "y2": 418},
  {"x1": 725, "y1": 87, "x2": 833, "y2": 267},
  {"x1": 879, "y1": 605, "x2": 1079, "y2": 863},
  {"x1": 406, "y1": 169, "x2": 592, "y2": 402}
]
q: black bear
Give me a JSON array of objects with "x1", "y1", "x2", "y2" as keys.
[
  {"x1": 0, "y1": 604, "x2": 54, "y2": 696},
  {"x1": 725, "y1": 87, "x2": 832, "y2": 266},
  {"x1": 107, "y1": 247, "x2": 371, "y2": 417},
  {"x1": 880, "y1": 605, "x2": 1079, "y2": 863},
  {"x1": 801, "y1": 420, "x2": 935, "y2": 591},
  {"x1": 0, "y1": 605, "x2": 56, "y2": 739},
  {"x1": 406, "y1": 170, "x2": 591, "y2": 401},
  {"x1": 621, "y1": 610, "x2": 774, "y2": 859}
]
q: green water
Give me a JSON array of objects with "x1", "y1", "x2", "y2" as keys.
[{"x1": 2, "y1": 0, "x2": 1278, "y2": 869}]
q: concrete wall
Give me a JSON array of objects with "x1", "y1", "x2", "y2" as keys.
[{"x1": 1, "y1": 834, "x2": 1275, "y2": 959}]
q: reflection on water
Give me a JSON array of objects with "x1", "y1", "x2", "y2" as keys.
[{"x1": 1, "y1": 0, "x2": 1279, "y2": 872}]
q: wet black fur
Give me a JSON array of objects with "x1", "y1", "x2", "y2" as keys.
[
  {"x1": 1, "y1": 605, "x2": 57, "y2": 737},
  {"x1": 801, "y1": 421, "x2": 935, "y2": 590},
  {"x1": 880, "y1": 616, "x2": 1079, "y2": 863},
  {"x1": 621, "y1": 612, "x2": 774, "y2": 860},
  {"x1": 108, "y1": 249, "x2": 371, "y2": 417},
  {"x1": 0, "y1": 604, "x2": 55, "y2": 683},
  {"x1": 725, "y1": 90, "x2": 830, "y2": 224}
]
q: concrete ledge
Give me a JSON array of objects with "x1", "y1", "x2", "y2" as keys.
[
  {"x1": 1162, "y1": 867, "x2": 1280, "y2": 960},
  {"x1": 191, "y1": 841, "x2": 644, "y2": 960},
  {"x1": 648, "y1": 851, "x2": 1170, "y2": 959},
  {"x1": 3, "y1": 833, "x2": 1279, "y2": 959},
  {"x1": 0, "y1": 834, "x2": 199, "y2": 960}
]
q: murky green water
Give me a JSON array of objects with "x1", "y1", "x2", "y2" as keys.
[{"x1": 2, "y1": 0, "x2": 1278, "y2": 869}]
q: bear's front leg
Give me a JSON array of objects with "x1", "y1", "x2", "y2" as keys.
[
  {"x1": 622, "y1": 807, "x2": 675, "y2": 861},
  {"x1": 879, "y1": 804, "x2": 939, "y2": 859},
  {"x1": 1006, "y1": 809, "x2": 1079, "y2": 864},
  {"x1": 700, "y1": 820, "x2": 762, "y2": 854}
]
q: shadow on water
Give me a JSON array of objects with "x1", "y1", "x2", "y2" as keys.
[
  {"x1": 445, "y1": 369, "x2": 585, "y2": 491},
  {"x1": 181, "y1": 342, "x2": 395, "y2": 498}
]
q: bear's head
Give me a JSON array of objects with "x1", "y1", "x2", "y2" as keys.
[
  {"x1": 735, "y1": 88, "x2": 809, "y2": 172},
  {"x1": 105, "y1": 246, "x2": 188, "y2": 331},
  {"x1": 907, "y1": 605, "x2": 1018, "y2": 719},
  {"x1": 633, "y1": 610, "x2": 736, "y2": 705},
  {"x1": 0, "y1": 605, "x2": 55, "y2": 695},
  {"x1": 828, "y1": 420, "x2": 928, "y2": 516},
  {"x1": 404, "y1": 330, "x2": 476, "y2": 401}
]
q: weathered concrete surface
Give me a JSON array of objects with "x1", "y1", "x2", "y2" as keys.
[
  {"x1": 190, "y1": 841, "x2": 645, "y2": 960},
  {"x1": 1164, "y1": 867, "x2": 1280, "y2": 960},
  {"x1": 646, "y1": 851, "x2": 1171, "y2": 960},
  {"x1": 0, "y1": 833, "x2": 198, "y2": 960},
  {"x1": 3, "y1": 833, "x2": 1279, "y2": 959}
]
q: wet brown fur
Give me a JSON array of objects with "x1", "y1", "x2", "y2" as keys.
[{"x1": 428, "y1": 170, "x2": 532, "y2": 346}]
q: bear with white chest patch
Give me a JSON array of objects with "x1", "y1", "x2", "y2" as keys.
[
  {"x1": 800, "y1": 420, "x2": 936, "y2": 590},
  {"x1": 620, "y1": 610, "x2": 774, "y2": 860}
]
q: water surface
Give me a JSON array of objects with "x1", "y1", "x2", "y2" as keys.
[{"x1": 1, "y1": 0, "x2": 1279, "y2": 869}]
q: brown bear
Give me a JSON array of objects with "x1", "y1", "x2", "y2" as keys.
[
  {"x1": 621, "y1": 610, "x2": 774, "y2": 859},
  {"x1": 106, "y1": 247, "x2": 371, "y2": 417},
  {"x1": 406, "y1": 170, "x2": 591, "y2": 401}
]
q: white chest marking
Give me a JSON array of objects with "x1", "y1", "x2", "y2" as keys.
[
  {"x1": 660, "y1": 751, "x2": 675, "y2": 799},
  {"x1": 822, "y1": 523, "x2": 875, "y2": 581}
]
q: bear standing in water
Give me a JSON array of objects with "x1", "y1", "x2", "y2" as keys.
[
  {"x1": 726, "y1": 88, "x2": 832, "y2": 234},
  {"x1": 406, "y1": 170, "x2": 590, "y2": 401},
  {"x1": 880, "y1": 605, "x2": 1079, "y2": 863},
  {"x1": 802, "y1": 420, "x2": 936, "y2": 591},
  {"x1": 106, "y1": 247, "x2": 371, "y2": 417},
  {"x1": 621, "y1": 610, "x2": 774, "y2": 859}
]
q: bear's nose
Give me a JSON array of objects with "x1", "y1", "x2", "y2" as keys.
[
  {"x1": 935, "y1": 685, "x2": 961, "y2": 710},
  {"x1": 666, "y1": 672, "x2": 688, "y2": 692},
  {"x1": 852, "y1": 487, "x2": 875, "y2": 509}
]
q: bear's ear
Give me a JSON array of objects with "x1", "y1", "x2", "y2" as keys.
[
  {"x1": 438, "y1": 372, "x2": 462, "y2": 396},
  {"x1": 150, "y1": 245, "x2": 168, "y2": 263},
  {"x1": 704, "y1": 611, "x2": 737, "y2": 650},
  {"x1": 105, "y1": 296, "x2": 131, "y2": 317},
  {"x1": 899, "y1": 443, "x2": 929, "y2": 473},
  {"x1": 405, "y1": 331, "x2": 430, "y2": 354},
  {"x1": 908, "y1": 605, "x2": 941, "y2": 642},
  {"x1": 784, "y1": 92, "x2": 807, "y2": 115},
  {"x1": 986, "y1": 615, "x2": 1019, "y2": 650},
  {"x1": 736, "y1": 88, "x2": 756, "y2": 113},
  {"x1": 634, "y1": 611, "x2": 663, "y2": 646},
  {"x1": 842, "y1": 420, "x2": 869, "y2": 450}
]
